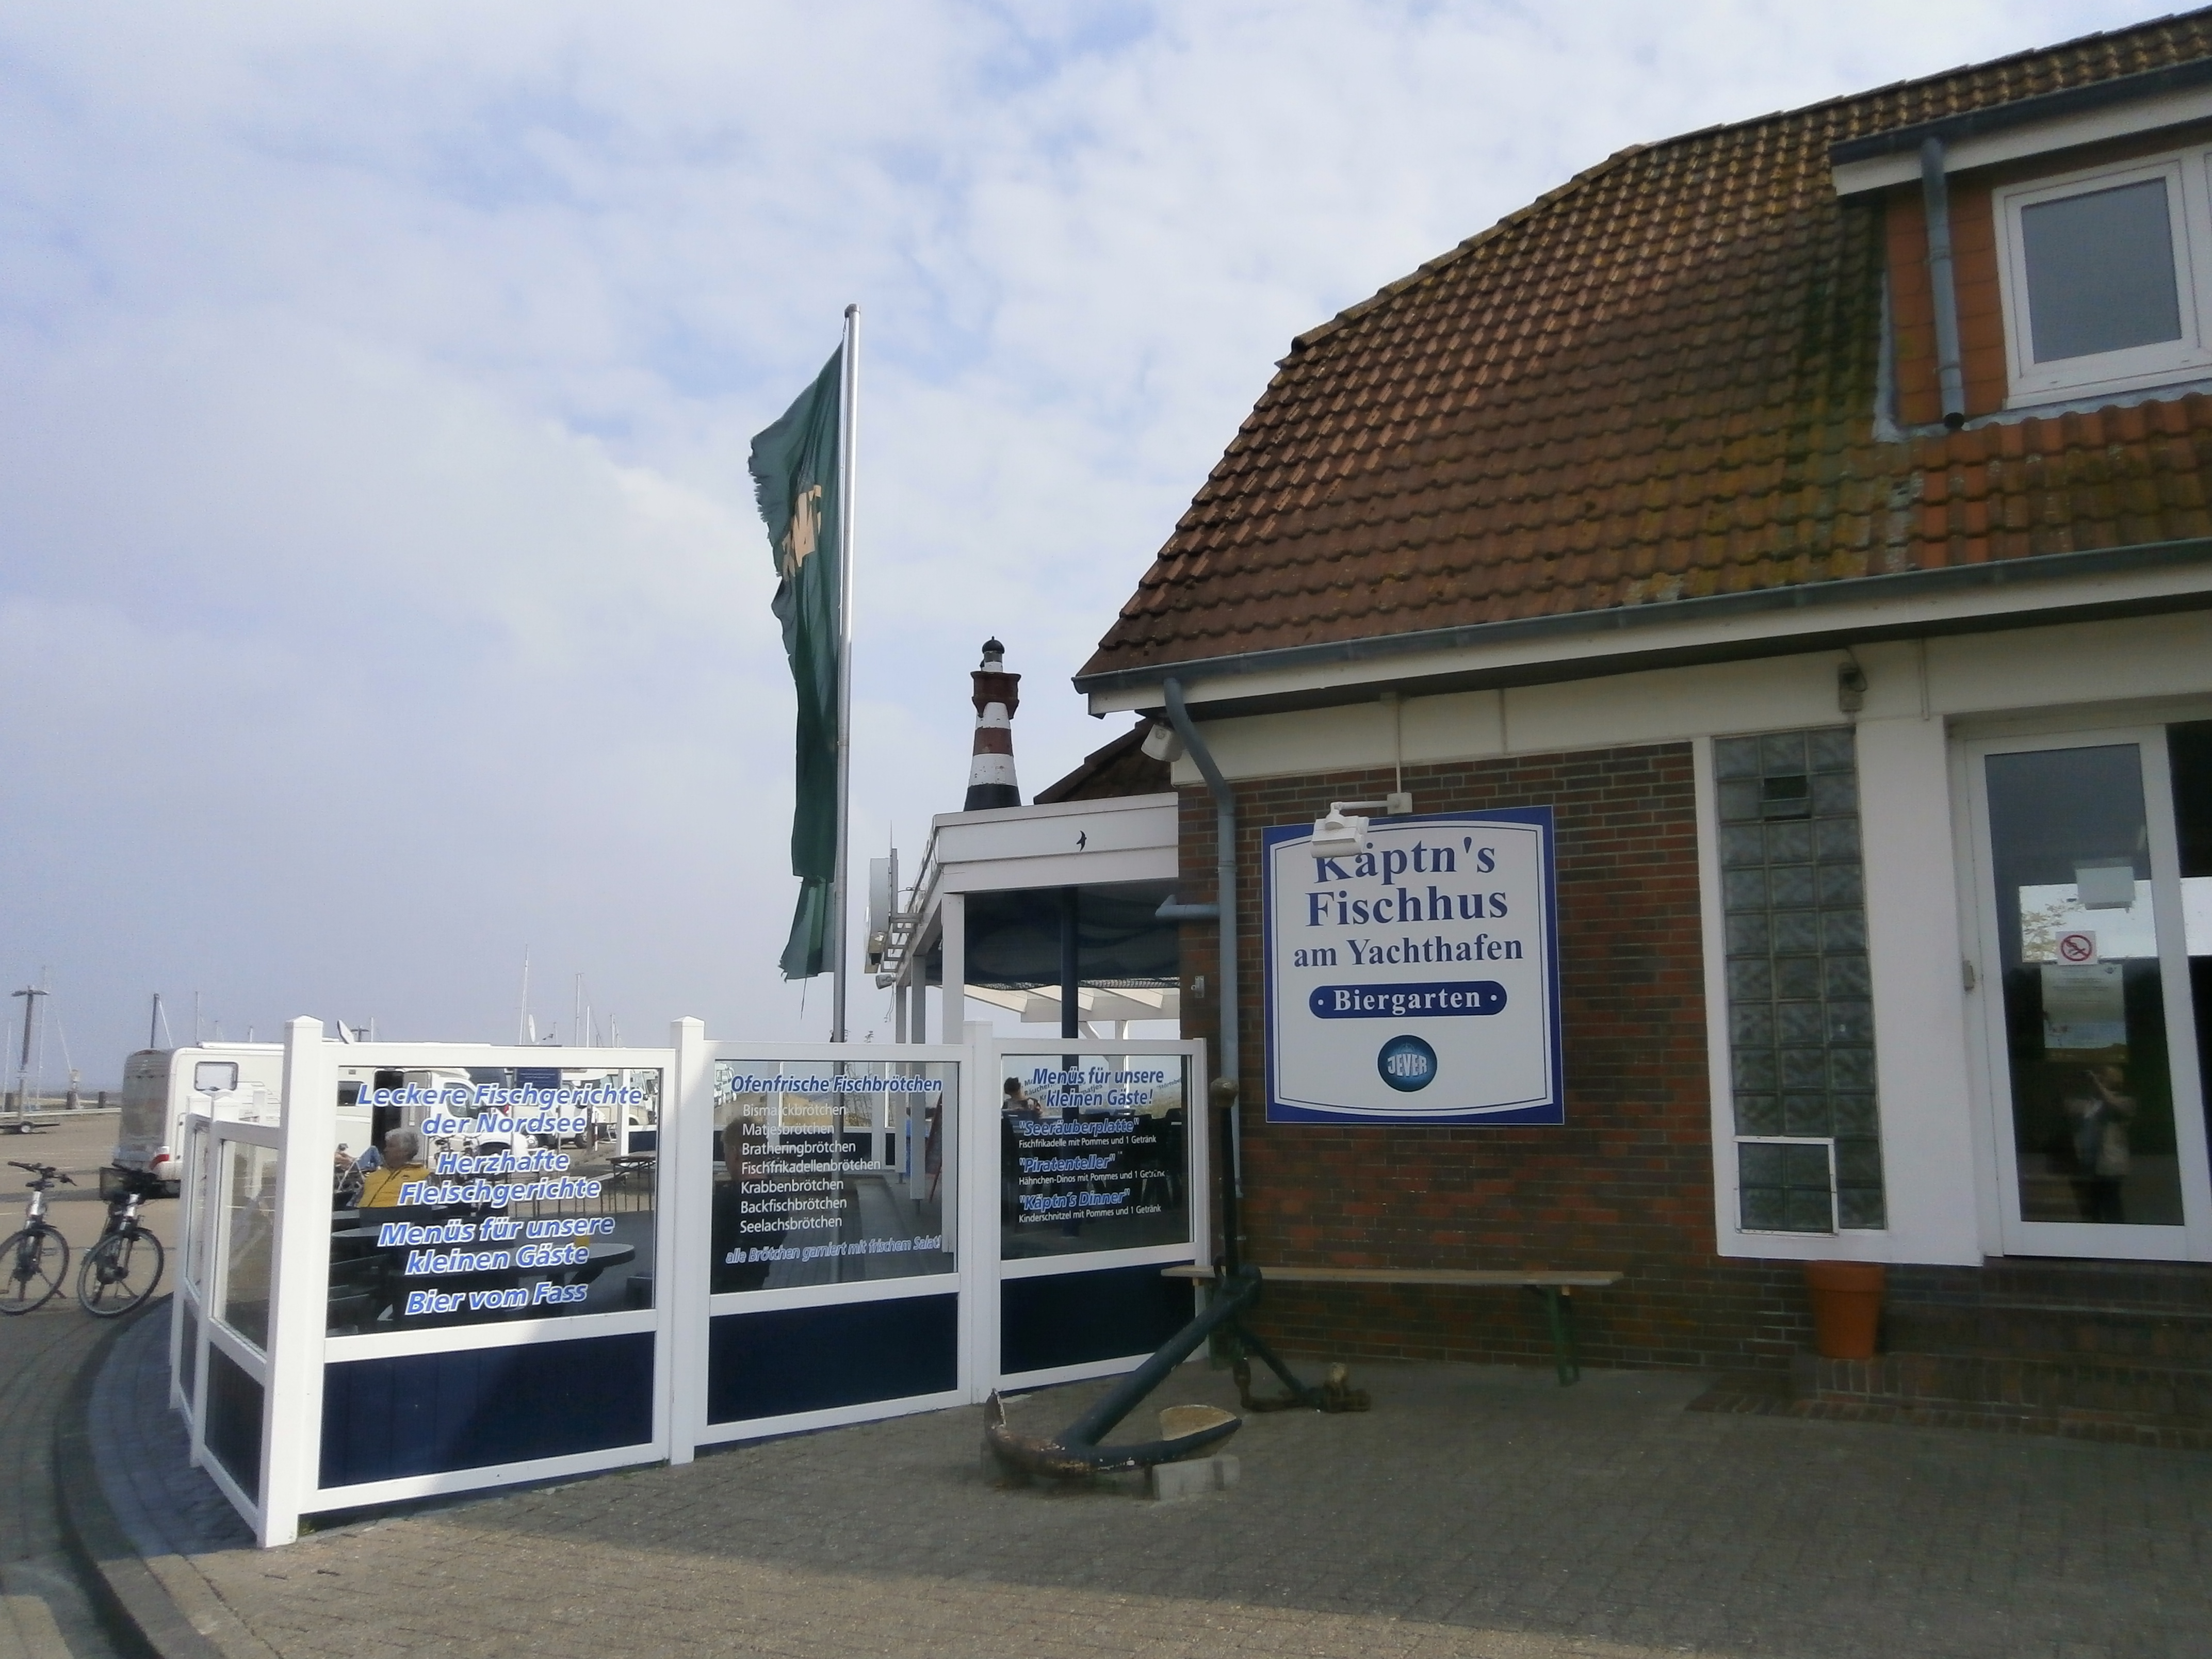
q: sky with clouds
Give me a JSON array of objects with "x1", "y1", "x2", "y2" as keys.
[{"x1": 0, "y1": 1, "x2": 2155, "y2": 1083}]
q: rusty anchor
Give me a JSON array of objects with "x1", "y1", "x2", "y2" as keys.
[{"x1": 983, "y1": 1265, "x2": 1364, "y2": 1484}]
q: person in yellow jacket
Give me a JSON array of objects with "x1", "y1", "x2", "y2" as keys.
[{"x1": 356, "y1": 1127, "x2": 432, "y2": 1209}]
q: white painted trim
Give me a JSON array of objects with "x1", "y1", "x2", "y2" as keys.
[
  {"x1": 260, "y1": 1017, "x2": 334, "y2": 1547},
  {"x1": 1701, "y1": 715, "x2": 1995, "y2": 1266},
  {"x1": 202, "y1": 1315, "x2": 265, "y2": 1377},
  {"x1": 1994, "y1": 149, "x2": 2212, "y2": 404},
  {"x1": 998, "y1": 1243, "x2": 1201, "y2": 1281},
  {"x1": 1958, "y1": 723, "x2": 2212, "y2": 1261},
  {"x1": 1142, "y1": 613, "x2": 2212, "y2": 791},
  {"x1": 322, "y1": 1307, "x2": 660, "y2": 1362},
  {"x1": 1947, "y1": 734, "x2": 2011, "y2": 1259},
  {"x1": 707, "y1": 1272, "x2": 961, "y2": 1316},
  {"x1": 310, "y1": 1441, "x2": 661, "y2": 1511},
  {"x1": 212, "y1": 1122, "x2": 280, "y2": 1149},
  {"x1": 1096, "y1": 567, "x2": 2212, "y2": 724},
  {"x1": 311, "y1": 1041, "x2": 677, "y2": 1069},
  {"x1": 694, "y1": 1389, "x2": 969, "y2": 1448},
  {"x1": 938, "y1": 848, "x2": 1179, "y2": 893},
  {"x1": 955, "y1": 1014, "x2": 991, "y2": 1404},
  {"x1": 1831, "y1": 82, "x2": 2212, "y2": 196},
  {"x1": 665, "y1": 1017, "x2": 708, "y2": 1467},
  {"x1": 1693, "y1": 737, "x2": 1750, "y2": 1254},
  {"x1": 1856, "y1": 714, "x2": 1982, "y2": 1264},
  {"x1": 931, "y1": 793, "x2": 1180, "y2": 829},
  {"x1": 169, "y1": 1283, "x2": 196, "y2": 1420}
]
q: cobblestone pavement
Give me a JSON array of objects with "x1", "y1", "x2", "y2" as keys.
[
  {"x1": 0, "y1": 1113, "x2": 167, "y2": 1659},
  {"x1": 134, "y1": 1353, "x2": 2209, "y2": 1659}
]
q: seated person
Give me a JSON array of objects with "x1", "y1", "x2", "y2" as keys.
[
  {"x1": 1002, "y1": 1077, "x2": 1043, "y2": 1120},
  {"x1": 356, "y1": 1127, "x2": 432, "y2": 1209}
]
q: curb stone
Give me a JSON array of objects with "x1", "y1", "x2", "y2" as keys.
[{"x1": 53, "y1": 1301, "x2": 224, "y2": 1659}]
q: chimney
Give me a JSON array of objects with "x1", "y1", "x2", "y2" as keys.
[{"x1": 964, "y1": 638, "x2": 1021, "y2": 811}]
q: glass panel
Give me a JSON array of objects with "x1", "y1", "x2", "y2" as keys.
[
  {"x1": 2021, "y1": 177, "x2": 2184, "y2": 362},
  {"x1": 1718, "y1": 727, "x2": 1884, "y2": 1228},
  {"x1": 179, "y1": 1300, "x2": 200, "y2": 1417},
  {"x1": 217, "y1": 1140, "x2": 278, "y2": 1351},
  {"x1": 1986, "y1": 745, "x2": 2182, "y2": 1225},
  {"x1": 2170, "y1": 723, "x2": 2212, "y2": 1163},
  {"x1": 1000, "y1": 1052, "x2": 1191, "y2": 1259},
  {"x1": 183, "y1": 1123, "x2": 215, "y2": 1293},
  {"x1": 1738, "y1": 1141, "x2": 1833, "y2": 1233},
  {"x1": 329, "y1": 1066, "x2": 663, "y2": 1332},
  {"x1": 711, "y1": 1060, "x2": 954, "y2": 1292}
]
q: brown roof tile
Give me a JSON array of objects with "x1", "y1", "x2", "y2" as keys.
[{"x1": 1080, "y1": 10, "x2": 2212, "y2": 685}]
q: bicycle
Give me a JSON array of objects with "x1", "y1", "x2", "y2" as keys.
[
  {"x1": 0, "y1": 1161, "x2": 73, "y2": 1314},
  {"x1": 78, "y1": 1166, "x2": 166, "y2": 1316}
]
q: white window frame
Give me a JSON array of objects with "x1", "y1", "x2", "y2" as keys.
[{"x1": 1995, "y1": 149, "x2": 2212, "y2": 404}]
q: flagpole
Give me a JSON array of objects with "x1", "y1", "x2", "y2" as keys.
[{"x1": 831, "y1": 303, "x2": 859, "y2": 1043}]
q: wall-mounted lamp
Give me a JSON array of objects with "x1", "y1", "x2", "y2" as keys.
[
  {"x1": 1142, "y1": 720, "x2": 1185, "y2": 762},
  {"x1": 1310, "y1": 795, "x2": 1413, "y2": 856},
  {"x1": 1837, "y1": 659, "x2": 1867, "y2": 714},
  {"x1": 1310, "y1": 805, "x2": 1370, "y2": 857}
]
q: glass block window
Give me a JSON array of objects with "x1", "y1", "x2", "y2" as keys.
[{"x1": 1715, "y1": 728, "x2": 1886, "y2": 1231}]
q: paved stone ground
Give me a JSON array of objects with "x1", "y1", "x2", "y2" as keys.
[
  {"x1": 0, "y1": 1112, "x2": 168, "y2": 1659},
  {"x1": 122, "y1": 1349, "x2": 2212, "y2": 1659}
]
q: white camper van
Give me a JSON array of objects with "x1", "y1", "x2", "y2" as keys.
[{"x1": 114, "y1": 1045, "x2": 284, "y2": 1192}]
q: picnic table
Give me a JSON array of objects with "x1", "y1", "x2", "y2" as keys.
[{"x1": 1165, "y1": 1263, "x2": 1622, "y2": 1385}]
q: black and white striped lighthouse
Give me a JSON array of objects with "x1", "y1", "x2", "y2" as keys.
[{"x1": 963, "y1": 638, "x2": 1021, "y2": 811}]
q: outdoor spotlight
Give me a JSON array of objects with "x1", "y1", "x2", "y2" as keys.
[
  {"x1": 1310, "y1": 804, "x2": 1371, "y2": 857},
  {"x1": 1141, "y1": 721, "x2": 1185, "y2": 762}
]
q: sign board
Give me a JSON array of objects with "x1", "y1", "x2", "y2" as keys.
[
  {"x1": 1262, "y1": 807, "x2": 1563, "y2": 1125},
  {"x1": 998, "y1": 1052, "x2": 1191, "y2": 1257},
  {"x1": 711, "y1": 1060, "x2": 954, "y2": 1291},
  {"x1": 329, "y1": 1068, "x2": 662, "y2": 1331},
  {"x1": 2041, "y1": 962, "x2": 2128, "y2": 1053}
]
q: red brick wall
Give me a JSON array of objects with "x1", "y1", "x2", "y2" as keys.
[{"x1": 1179, "y1": 741, "x2": 1814, "y2": 1374}]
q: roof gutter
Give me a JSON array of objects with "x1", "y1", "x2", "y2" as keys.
[
  {"x1": 1829, "y1": 54, "x2": 2212, "y2": 165},
  {"x1": 1074, "y1": 535, "x2": 2212, "y2": 703}
]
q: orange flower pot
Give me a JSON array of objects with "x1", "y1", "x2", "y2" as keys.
[{"x1": 1803, "y1": 1260, "x2": 1884, "y2": 1360}]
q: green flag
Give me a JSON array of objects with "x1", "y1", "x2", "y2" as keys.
[{"x1": 751, "y1": 348, "x2": 844, "y2": 981}]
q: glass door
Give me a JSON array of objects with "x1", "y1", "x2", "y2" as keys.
[{"x1": 1967, "y1": 727, "x2": 2212, "y2": 1259}]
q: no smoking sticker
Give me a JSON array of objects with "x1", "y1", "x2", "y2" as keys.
[{"x1": 2057, "y1": 931, "x2": 2098, "y2": 964}]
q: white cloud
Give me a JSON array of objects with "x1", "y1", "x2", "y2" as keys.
[{"x1": 0, "y1": 0, "x2": 2153, "y2": 1075}]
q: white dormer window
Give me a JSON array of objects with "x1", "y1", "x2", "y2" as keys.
[{"x1": 1997, "y1": 149, "x2": 2212, "y2": 403}]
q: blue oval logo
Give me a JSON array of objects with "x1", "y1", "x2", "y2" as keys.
[{"x1": 1376, "y1": 1035, "x2": 1438, "y2": 1093}]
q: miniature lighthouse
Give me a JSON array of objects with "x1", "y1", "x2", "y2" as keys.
[{"x1": 963, "y1": 638, "x2": 1022, "y2": 811}]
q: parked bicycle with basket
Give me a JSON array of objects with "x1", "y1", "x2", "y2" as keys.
[
  {"x1": 78, "y1": 1165, "x2": 166, "y2": 1315},
  {"x1": 0, "y1": 1161, "x2": 74, "y2": 1314}
]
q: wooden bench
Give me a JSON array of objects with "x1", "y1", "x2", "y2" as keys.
[{"x1": 1165, "y1": 1264, "x2": 1622, "y2": 1385}]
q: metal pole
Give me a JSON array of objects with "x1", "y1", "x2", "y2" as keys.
[
  {"x1": 11, "y1": 987, "x2": 46, "y2": 1126},
  {"x1": 831, "y1": 303, "x2": 859, "y2": 1043},
  {"x1": 149, "y1": 993, "x2": 162, "y2": 1050},
  {"x1": 15, "y1": 989, "x2": 41, "y2": 1069}
]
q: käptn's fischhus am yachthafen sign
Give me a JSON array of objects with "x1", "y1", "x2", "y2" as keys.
[{"x1": 1262, "y1": 807, "x2": 1563, "y2": 1125}]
